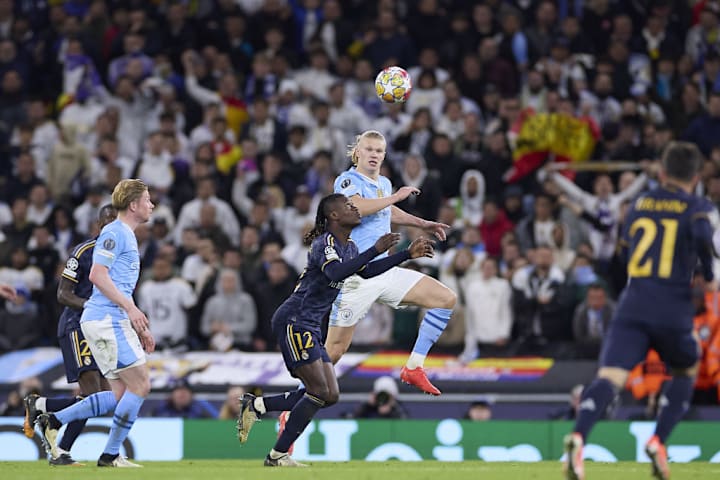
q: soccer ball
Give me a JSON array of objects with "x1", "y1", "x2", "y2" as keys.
[{"x1": 375, "y1": 66, "x2": 412, "y2": 103}]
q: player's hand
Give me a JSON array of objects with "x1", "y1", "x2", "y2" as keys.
[
  {"x1": 421, "y1": 219, "x2": 450, "y2": 241},
  {"x1": 706, "y1": 279, "x2": 719, "y2": 293},
  {"x1": 393, "y1": 186, "x2": 421, "y2": 202},
  {"x1": 0, "y1": 283, "x2": 17, "y2": 302},
  {"x1": 374, "y1": 233, "x2": 401, "y2": 253},
  {"x1": 408, "y1": 237, "x2": 434, "y2": 259},
  {"x1": 139, "y1": 329, "x2": 155, "y2": 353},
  {"x1": 128, "y1": 305, "x2": 150, "y2": 332}
]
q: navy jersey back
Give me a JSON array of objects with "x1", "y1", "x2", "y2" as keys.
[
  {"x1": 617, "y1": 186, "x2": 715, "y2": 326},
  {"x1": 57, "y1": 238, "x2": 96, "y2": 336},
  {"x1": 274, "y1": 232, "x2": 359, "y2": 330}
]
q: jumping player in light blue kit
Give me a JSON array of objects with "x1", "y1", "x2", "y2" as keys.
[
  {"x1": 36, "y1": 179, "x2": 155, "y2": 468},
  {"x1": 328, "y1": 130, "x2": 457, "y2": 395}
]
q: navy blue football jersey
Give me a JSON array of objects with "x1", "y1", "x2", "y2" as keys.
[
  {"x1": 57, "y1": 238, "x2": 96, "y2": 337},
  {"x1": 616, "y1": 185, "x2": 715, "y2": 328},
  {"x1": 273, "y1": 232, "x2": 359, "y2": 330}
]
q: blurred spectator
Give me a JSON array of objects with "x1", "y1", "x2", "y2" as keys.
[
  {"x1": 138, "y1": 256, "x2": 197, "y2": 351},
  {"x1": 515, "y1": 193, "x2": 558, "y2": 252},
  {"x1": 549, "y1": 169, "x2": 648, "y2": 266},
  {"x1": 572, "y1": 283, "x2": 615, "y2": 359},
  {"x1": 511, "y1": 245, "x2": 570, "y2": 348},
  {"x1": 275, "y1": 185, "x2": 315, "y2": 248},
  {"x1": 218, "y1": 385, "x2": 246, "y2": 420},
  {"x1": 395, "y1": 154, "x2": 442, "y2": 222},
  {"x1": 152, "y1": 379, "x2": 218, "y2": 419},
  {"x1": 479, "y1": 199, "x2": 514, "y2": 258},
  {"x1": 353, "y1": 376, "x2": 408, "y2": 419},
  {"x1": 201, "y1": 268, "x2": 257, "y2": 351},
  {"x1": 464, "y1": 399, "x2": 493, "y2": 421},
  {"x1": 455, "y1": 256, "x2": 513, "y2": 363},
  {"x1": 25, "y1": 184, "x2": 52, "y2": 226},
  {"x1": 684, "y1": 90, "x2": 720, "y2": 156},
  {"x1": 0, "y1": 377, "x2": 43, "y2": 415},
  {"x1": 175, "y1": 176, "x2": 241, "y2": 246},
  {"x1": 73, "y1": 185, "x2": 110, "y2": 237},
  {"x1": 5, "y1": 153, "x2": 42, "y2": 205},
  {"x1": 46, "y1": 125, "x2": 91, "y2": 203},
  {"x1": 252, "y1": 258, "x2": 295, "y2": 352},
  {"x1": 3, "y1": 198, "x2": 35, "y2": 251}
]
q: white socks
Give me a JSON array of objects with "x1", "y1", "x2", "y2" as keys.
[
  {"x1": 406, "y1": 352, "x2": 426, "y2": 370},
  {"x1": 270, "y1": 449, "x2": 286, "y2": 459},
  {"x1": 253, "y1": 397, "x2": 267, "y2": 415}
]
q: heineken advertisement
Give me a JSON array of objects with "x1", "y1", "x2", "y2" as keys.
[
  {"x1": 3, "y1": 417, "x2": 720, "y2": 461},
  {"x1": 184, "y1": 420, "x2": 720, "y2": 462}
]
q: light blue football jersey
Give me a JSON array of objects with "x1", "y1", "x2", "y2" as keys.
[
  {"x1": 82, "y1": 219, "x2": 141, "y2": 322},
  {"x1": 334, "y1": 167, "x2": 392, "y2": 256}
]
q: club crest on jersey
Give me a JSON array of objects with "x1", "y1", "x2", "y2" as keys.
[
  {"x1": 377, "y1": 188, "x2": 384, "y2": 198},
  {"x1": 103, "y1": 238, "x2": 115, "y2": 250},
  {"x1": 341, "y1": 178, "x2": 351, "y2": 189}
]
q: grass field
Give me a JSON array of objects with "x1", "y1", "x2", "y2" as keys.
[{"x1": 1, "y1": 460, "x2": 720, "y2": 480}]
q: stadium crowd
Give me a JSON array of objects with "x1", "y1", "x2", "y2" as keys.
[{"x1": 1, "y1": 0, "x2": 720, "y2": 394}]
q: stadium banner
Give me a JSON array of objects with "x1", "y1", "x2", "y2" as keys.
[
  {"x1": 0, "y1": 348, "x2": 63, "y2": 384},
  {"x1": 351, "y1": 352, "x2": 554, "y2": 382},
  {"x1": 0, "y1": 418, "x2": 182, "y2": 461},
  {"x1": 184, "y1": 419, "x2": 720, "y2": 462},
  {"x1": 47, "y1": 351, "x2": 369, "y2": 390}
]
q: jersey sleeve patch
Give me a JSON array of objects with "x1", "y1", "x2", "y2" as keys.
[
  {"x1": 324, "y1": 246, "x2": 340, "y2": 262},
  {"x1": 61, "y1": 256, "x2": 80, "y2": 281},
  {"x1": 336, "y1": 175, "x2": 360, "y2": 197}
]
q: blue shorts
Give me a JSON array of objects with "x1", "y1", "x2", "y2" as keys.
[
  {"x1": 274, "y1": 320, "x2": 330, "y2": 376},
  {"x1": 600, "y1": 319, "x2": 700, "y2": 370},
  {"x1": 58, "y1": 327, "x2": 99, "y2": 383}
]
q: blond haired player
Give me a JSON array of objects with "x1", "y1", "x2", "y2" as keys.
[
  {"x1": 36, "y1": 179, "x2": 155, "y2": 467},
  {"x1": 330, "y1": 130, "x2": 456, "y2": 395}
]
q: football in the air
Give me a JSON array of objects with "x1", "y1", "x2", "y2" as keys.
[{"x1": 375, "y1": 66, "x2": 412, "y2": 103}]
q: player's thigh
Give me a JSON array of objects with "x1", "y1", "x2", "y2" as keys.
[
  {"x1": 325, "y1": 325, "x2": 357, "y2": 362},
  {"x1": 651, "y1": 327, "x2": 700, "y2": 372},
  {"x1": 116, "y1": 362, "x2": 150, "y2": 396},
  {"x1": 599, "y1": 320, "x2": 651, "y2": 371},
  {"x1": 398, "y1": 271, "x2": 456, "y2": 310},
  {"x1": 80, "y1": 319, "x2": 121, "y2": 380},
  {"x1": 276, "y1": 322, "x2": 329, "y2": 388},
  {"x1": 328, "y1": 274, "x2": 382, "y2": 328}
]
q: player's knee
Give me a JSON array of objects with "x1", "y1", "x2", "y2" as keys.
[
  {"x1": 597, "y1": 367, "x2": 629, "y2": 389},
  {"x1": 325, "y1": 389, "x2": 339, "y2": 406},
  {"x1": 437, "y1": 288, "x2": 457, "y2": 310},
  {"x1": 327, "y1": 343, "x2": 348, "y2": 364}
]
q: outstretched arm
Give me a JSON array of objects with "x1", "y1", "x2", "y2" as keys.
[
  {"x1": 391, "y1": 206, "x2": 449, "y2": 241},
  {"x1": 323, "y1": 233, "x2": 400, "y2": 282},
  {"x1": 350, "y1": 186, "x2": 420, "y2": 217},
  {"x1": 358, "y1": 237, "x2": 434, "y2": 278}
]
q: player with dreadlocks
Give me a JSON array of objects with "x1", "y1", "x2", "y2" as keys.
[{"x1": 237, "y1": 193, "x2": 434, "y2": 467}]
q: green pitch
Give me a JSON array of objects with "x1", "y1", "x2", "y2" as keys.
[{"x1": 1, "y1": 460, "x2": 720, "y2": 480}]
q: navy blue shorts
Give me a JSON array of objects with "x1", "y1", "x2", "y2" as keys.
[
  {"x1": 58, "y1": 327, "x2": 99, "y2": 383},
  {"x1": 274, "y1": 321, "x2": 330, "y2": 376},
  {"x1": 600, "y1": 319, "x2": 700, "y2": 370}
]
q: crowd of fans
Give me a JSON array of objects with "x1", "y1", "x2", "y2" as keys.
[{"x1": 2, "y1": 0, "x2": 720, "y2": 374}]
